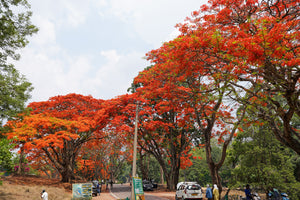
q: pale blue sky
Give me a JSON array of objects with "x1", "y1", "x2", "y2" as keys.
[{"x1": 16, "y1": 0, "x2": 207, "y2": 103}]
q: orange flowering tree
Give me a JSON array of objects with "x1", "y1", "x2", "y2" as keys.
[
  {"x1": 134, "y1": 0, "x2": 300, "y2": 196},
  {"x1": 76, "y1": 131, "x2": 131, "y2": 182},
  {"x1": 6, "y1": 93, "x2": 107, "y2": 182},
  {"x1": 182, "y1": 0, "x2": 300, "y2": 154},
  {"x1": 134, "y1": 48, "x2": 246, "y2": 193},
  {"x1": 96, "y1": 93, "x2": 195, "y2": 189}
]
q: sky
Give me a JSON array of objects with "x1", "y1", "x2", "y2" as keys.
[{"x1": 15, "y1": 0, "x2": 207, "y2": 103}]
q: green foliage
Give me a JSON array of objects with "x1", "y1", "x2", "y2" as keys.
[
  {"x1": 181, "y1": 140, "x2": 232, "y2": 187},
  {"x1": 0, "y1": 65, "x2": 33, "y2": 127},
  {"x1": 0, "y1": 0, "x2": 37, "y2": 129},
  {"x1": 0, "y1": 138, "x2": 14, "y2": 171},
  {"x1": 228, "y1": 125, "x2": 300, "y2": 199},
  {"x1": 0, "y1": 0, "x2": 38, "y2": 63},
  {"x1": 180, "y1": 148, "x2": 211, "y2": 186},
  {"x1": 136, "y1": 153, "x2": 162, "y2": 182}
]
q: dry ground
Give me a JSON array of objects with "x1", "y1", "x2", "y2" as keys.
[{"x1": 0, "y1": 175, "x2": 72, "y2": 200}]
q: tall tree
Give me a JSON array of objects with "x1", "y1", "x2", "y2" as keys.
[
  {"x1": 0, "y1": 138, "x2": 14, "y2": 171},
  {"x1": 107, "y1": 93, "x2": 196, "y2": 190},
  {"x1": 6, "y1": 94, "x2": 108, "y2": 182},
  {"x1": 135, "y1": 28, "x2": 246, "y2": 196},
  {"x1": 133, "y1": 0, "x2": 299, "y2": 196},
  {"x1": 183, "y1": 0, "x2": 300, "y2": 154},
  {"x1": 0, "y1": 0, "x2": 38, "y2": 128},
  {"x1": 229, "y1": 123, "x2": 300, "y2": 199}
]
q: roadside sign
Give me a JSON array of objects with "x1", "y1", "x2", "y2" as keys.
[
  {"x1": 72, "y1": 183, "x2": 92, "y2": 198},
  {"x1": 132, "y1": 177, "x2": 145, "y2": 200}
]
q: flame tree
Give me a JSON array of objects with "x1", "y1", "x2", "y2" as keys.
[
  {"x1": 132, "y1": 0, "x2": 300, "y2": 196},
  {"x1": 6, "y1": 93, "x2": 108, "y2": 182}
]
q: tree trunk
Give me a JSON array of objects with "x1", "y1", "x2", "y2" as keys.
[
  {"x1": 139, "y1": 152, "x2": 148, "y2": 179},
  {"x1": 60, "y1": 163, "x2": 74, "y2": 183},
  {"x1": 206, "y1": 143, "x2": 222, "y2": 199},
  {"x1": 17, "y1": 145, "x2": 25, "y2": 175},
  {"x1": 208, "y1": 162, "x2": 222, "y2": 199},
  {"x1": 160, "y1": 165, "x2": 164, "y2": 184},
  {"x1": 158, "y1": 156, "x2": 180, "y2": 190}
]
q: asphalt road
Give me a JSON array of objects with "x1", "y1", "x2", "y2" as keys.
[{"x1": 110, "y1": 184, "x2": 171, "y2": 200}]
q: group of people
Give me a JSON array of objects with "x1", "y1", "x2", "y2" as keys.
[
  {"x1": 205, "y1": 184, "x2": 258, "y2": 200},
  {"x1": 205, "y1": 184, "x2": 219, "y2": 200}
]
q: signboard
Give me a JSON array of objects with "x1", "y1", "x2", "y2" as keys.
[
  {"x1": 72, "y1": 183, "x2": 92, "y2": 198},
  {"x1": 132, "y1": 177, "x2": 145, "y2": 200}
]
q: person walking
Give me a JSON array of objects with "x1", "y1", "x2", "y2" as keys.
[
  {"x1": 213, "y1": 184, "x2": 219, "y2": 200},
  {"x1": 273, "y1": 188, "x2": 280, "y2": 200},
  {"x1": 41, "y1": 189, "x2": 48, "y2": 200},
  {"x1": 245, "y1": 184, "x2": 252, "y2": 200},
  {"x1": 206, "y1": 184, "x2": 213, "y2": 200}
]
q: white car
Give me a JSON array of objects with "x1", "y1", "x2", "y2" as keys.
[{"x1": 175, "y1": 182, "x2": 203, "y2": 200}]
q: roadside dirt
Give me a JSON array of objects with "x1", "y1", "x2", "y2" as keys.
[{"x1": 0, "y1": 175, "x2": 72, "y2": 200}]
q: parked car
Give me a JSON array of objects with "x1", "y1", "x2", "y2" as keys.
[
  {"x1": 150, "y1": 179, "x2": 158, "y2": 188},
  {"x1": 92, "y1": 180, "x2": 101, "y2": 196},
  {"x1": 142, "y1": 180, "x2": 154, "y2": 191},
  {"x1": 175, "y1": 182, "x2": 203, "y2": 200}
]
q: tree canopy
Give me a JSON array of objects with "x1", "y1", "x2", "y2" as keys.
[
  {"x1": 0, "y1": 0, "x2": 38, "y2": 127},
  {"x1": 6, "y1": 94, "x2": 108, "y2": 182}
]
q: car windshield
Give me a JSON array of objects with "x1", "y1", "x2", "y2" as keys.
[
  {"x1": 187, "y1": 185, "x2": 201, "y2": 190},
  {"x1": 143, "y1": 181, "x2": 151, "y2": 184}
]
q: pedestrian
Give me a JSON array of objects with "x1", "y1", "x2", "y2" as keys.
[
  {"x1": 245, "y1": 184, "x2": 252, "y2": 200},
  {"x1": 213, "y1": 184, "x2": 219, "y2": 200},
  {"x1": 268, "y1": 187, "x2": 274, "y2": 200},
  {"x1": 273, "y1": 188, "x2": 280, "y2": 200},
  {"x1": 206, "y1": 184, "x2": 213, "y2": 200},
  {"x1": 96, "y1": 181, "x2": 101, "y2": 195},
  {"x1": 110, "y1": 179, "x2": 113, "y2": 189},
  {"x1": 224, "y1": 189, "x2": 230, "y2": 200},
  {"x1": 41, "y1": 189, "x2": 48, "y2": 200}
]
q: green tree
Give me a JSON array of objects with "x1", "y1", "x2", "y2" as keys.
[
  {"x1": 0, "y1": 138, "x2": 14, "y2": 171},
  {"x1": 182, "y1": 141, "x2": 232, "y2": 187},
  {"x1": 0, "y1": 0, "x2": 38, "y2": 128},
  {"x1": 180, "y1": 147, "x2": 211, "y2": 186},
  {"x1": 229, "y1": 124, "x2": 300, "y2": 199}
]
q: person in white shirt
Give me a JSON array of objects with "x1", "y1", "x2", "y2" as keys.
[{"x1": 41, "y1": 189, "x2": 48, "y2": 200}]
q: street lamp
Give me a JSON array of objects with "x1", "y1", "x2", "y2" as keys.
[{"x1": 131, "y1": 103, "x2": 139, "y2": 200}]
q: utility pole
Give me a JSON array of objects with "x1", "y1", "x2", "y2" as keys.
[{"x1": 131, "y1": 103, "x2": 139, "y2": 200}]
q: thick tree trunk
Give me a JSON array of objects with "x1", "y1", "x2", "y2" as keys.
[
  {"x1": 153, "y1": 152, "x2": 180, "y2": 190},
  {"x1": 42, "y1": 141, "x2": 78, "y2": 183},
  {"x1": 160, "y1": 157, "x2": 180, "y2": 190},
  {"x1": 208, "y1": 162, "x2": 222, "y2": 199},
  {"x1": 206, "y1": 145, "x2": 222, "y2": 199},
  {"x1": 17, "y1": 145, "x2": 25, "y2": 175},
  {"x1": 60, "y1": 163, "x2": 74, "y2": 183},
  {"x1": 139, "y1": 152, "x2": 148, "y2": 179},
  {"x1": 160, "y1": 165, "x2": 164, "y2": 184}
]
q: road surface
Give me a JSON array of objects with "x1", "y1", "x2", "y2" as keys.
[{"x1": 109, "y1": 184, "x2": 172, "y2": 200}]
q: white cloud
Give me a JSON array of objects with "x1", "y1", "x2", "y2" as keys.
[
  {"x1": 16, "y1": 0, "x2": 208, "y2": 103},
  {"x1": 30, "y1": 17, "x2": 56, "y2": 46},
  {"x1": 105, "y1": 0, "x2": 207, "y2": 47}
]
